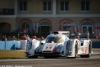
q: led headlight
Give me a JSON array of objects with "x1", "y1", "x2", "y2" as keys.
[{"x1": 56, "y1": 45, "x2": 62, "y2": 52}]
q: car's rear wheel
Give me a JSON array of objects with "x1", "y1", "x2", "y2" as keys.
[
  {"x1": 86, "y1": 44, "x2": 91, "y2": 58},
  {"x1": 74, "y1": 42, "x2": 78, "y2": 58}
]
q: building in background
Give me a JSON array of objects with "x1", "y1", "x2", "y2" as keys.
[{"x1": 0, "y1": 0, "x2": 100, "y2": 36}]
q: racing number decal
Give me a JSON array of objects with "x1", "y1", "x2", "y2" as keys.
[
  {"x1": 46, "y1": 46, "x2": 48, "y2": 49},
  {"x1": 45, "y1": 45, "x2": 52, "y2": 49}
]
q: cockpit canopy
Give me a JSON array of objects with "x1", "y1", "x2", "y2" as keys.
[{"x1": 46, "y1": 34, "x2": 69, "y2": 43}]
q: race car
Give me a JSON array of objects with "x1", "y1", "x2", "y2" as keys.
[{"x1": 24, "y1": 31, "x2": 92, "y2": 58}]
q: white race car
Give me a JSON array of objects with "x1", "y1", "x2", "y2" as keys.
[{"x1": 25, "y1": 31, "x2": 92, "y2": 58}]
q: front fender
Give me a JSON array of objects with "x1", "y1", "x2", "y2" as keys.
[
  {"x1": 27, "y1": 39, "x2": 40, "y2": 56},
  {"x1": 63, "y1": 40, "x2": 70, "y2": 56},
  {"x1": 66, "y1": 40, "x2": 74, "y2": 53},
  {"x1": 64, "y1": 39, "x2": 78, "y2": 56}
]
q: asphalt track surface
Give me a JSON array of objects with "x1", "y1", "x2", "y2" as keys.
[{"x1": 0, "y1": 55, "x2": 100, "y2": 67}]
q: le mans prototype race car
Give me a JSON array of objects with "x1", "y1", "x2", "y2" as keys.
[{"x1": 25, "y1": 31, "x2": 92, "y2": 58}]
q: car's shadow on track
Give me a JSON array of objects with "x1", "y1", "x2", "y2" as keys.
[
  {"x1": 26, "y1": 56, "x2": 78, "y2": 59},
  {"x1": 26, "y1": 54, "x2": 100, "y2": 59}
]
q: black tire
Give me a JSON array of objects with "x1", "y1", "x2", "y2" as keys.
[
  {"x1": 74, "y1": 43, "x2": 78, "y2": 58},
  {"x1": 86, "y1": 44, "x2": 91, "y2": 58},
  {"x1": 33, "y1": 56, "x2": 38, "y2": 58},
  {"x1": 44, "y1": 56, "x2": 58, "y2": 58},
  {"x1": 28, "y1": 56, "x2": 38, "y2": 58}
]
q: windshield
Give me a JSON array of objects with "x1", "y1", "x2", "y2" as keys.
[{"x1": 46, "y1": 36, "x2": 64, "y2": 43}]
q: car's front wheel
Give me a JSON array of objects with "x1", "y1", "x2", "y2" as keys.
[{"x1": 28, "y1": 55, "x2": 38, "y2": 58}]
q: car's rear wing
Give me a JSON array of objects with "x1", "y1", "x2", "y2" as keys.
[{"x1": 51, "y1": 31, "x2": 70, "y2": 37}]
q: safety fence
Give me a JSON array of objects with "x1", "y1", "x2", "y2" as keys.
[
  {"x1": 0, "y1": 41, "x2": 21, "y2": 50},
  {"x1": 0, "y1": 40, "x2": 100, "y2": 50},
  {"x1": 92, "y1": 41, "x2": 100, "y2": 48}
]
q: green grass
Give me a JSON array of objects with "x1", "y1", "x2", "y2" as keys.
[{"x1": 0, "y1": 50, "x2": 27, "y2": 59}]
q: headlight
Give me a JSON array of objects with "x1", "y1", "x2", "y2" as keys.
[{"x1": 56, "y1": 45, "x2": 62, "y2": 52}]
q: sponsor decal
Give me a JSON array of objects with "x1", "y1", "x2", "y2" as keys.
[
  {"x1": 85, "y1": 47, "x2": 88, "y2": 54},
  {"x1": 83, "y1": 47, "x2": 88, "y2": 54},
  {"x1": 86, "y1": 42, "x2": 89, "y2": 44}
]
